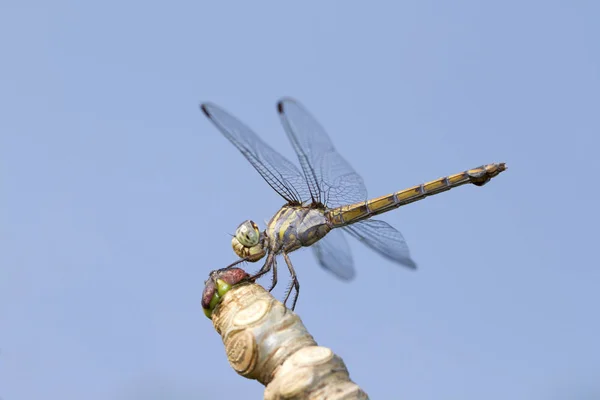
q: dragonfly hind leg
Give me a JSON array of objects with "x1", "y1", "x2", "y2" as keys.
[{"x1": 282, "y1": 252, "x2": 300, "y2": 311}]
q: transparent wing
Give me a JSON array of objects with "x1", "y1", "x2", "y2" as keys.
[
  {"x1": 311, "y1": 229, "x2": 356, "y2": 280},
  {"x1": 343, "y1": 219, "x2": 417, "y2": 269},
  {"x1": 201, "y1": 102, "x2": 311, "y2": 204},
  {"x1": 277, "y1": 98, "x2": 368, "y2": 207}
]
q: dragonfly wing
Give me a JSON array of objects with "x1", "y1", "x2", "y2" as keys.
[
  {"x1": 343, "y1": 219, "x2": 417, "y2": 269},
  {"x1": 277, "y1": 98, "x2": 368, "y2": 207},
  {"x1": 311, "y1": 229, "x2": 356, "y2": 281},
  {"x1": 201, "y1": 102, "x2": 310, "y2": 204}
]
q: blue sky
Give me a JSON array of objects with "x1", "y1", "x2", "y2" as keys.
[{"x1": 1, "y1": 1, "x2": 599, "y2": 399}]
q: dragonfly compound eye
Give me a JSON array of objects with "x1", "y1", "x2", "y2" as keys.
[
  {"x1": 232, "y1": 220, "x2": 266, "y2": 261},
  {"x1": 235, "y1": 220, "x2": 260, "y2": 247}
]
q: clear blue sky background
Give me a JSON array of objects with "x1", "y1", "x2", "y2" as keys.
[{"x1": 1, "y1": 1, "x2": 599, "y2": 399}]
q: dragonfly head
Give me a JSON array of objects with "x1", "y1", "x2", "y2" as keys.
[{"x1": 232, "y1": 220, "x2": 266, "y2": 262}]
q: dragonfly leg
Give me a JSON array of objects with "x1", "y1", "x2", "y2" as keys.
[
  {"x1": 266, "y1": 256, "x2": 278, "y2": 292},
  {"x1": 222, "y1": 257, "x2": 248, "y2": 270},
  {"x1": 249, "y1": 252, "x2": 278, "y2": 291},
  {"x1": 282, "y1": 252, "x2": 300, "y2": 311}
]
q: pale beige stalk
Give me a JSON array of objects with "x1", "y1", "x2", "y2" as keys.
[{"x1": 209, "y1": 283, "x2": 369, "y2": 400}]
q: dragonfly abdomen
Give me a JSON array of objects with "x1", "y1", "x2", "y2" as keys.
[{"x1": 326, "y1": 163, "x2": 506, "y2": 227}]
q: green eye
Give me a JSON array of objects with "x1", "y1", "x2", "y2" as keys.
[{"x1": 235, "y1": 220, "x2": 260, "y2": 247}]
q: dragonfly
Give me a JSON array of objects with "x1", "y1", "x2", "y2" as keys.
[{"x1": 200, "y1": 98, "x2": 506, "y2": 310}]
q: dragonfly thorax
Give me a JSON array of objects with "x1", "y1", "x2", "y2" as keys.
[
  {"x1": 232, "y1": 220, "x2": 267, "y2": 262},
  {"x1": 265, "y1": 206, "x2": 332, "y2": 254}
]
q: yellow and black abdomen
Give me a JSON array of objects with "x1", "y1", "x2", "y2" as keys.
[{"x1": 326, "y1": 163, "x2": 506, "y2": 227}]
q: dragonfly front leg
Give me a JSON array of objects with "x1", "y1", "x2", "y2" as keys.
[
  {"x1": 222, "y1": 257, "x2": 249, "y2": 270},
  {"x1": 282, "y1": 252, "x2": 300, "y2": 311}
]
